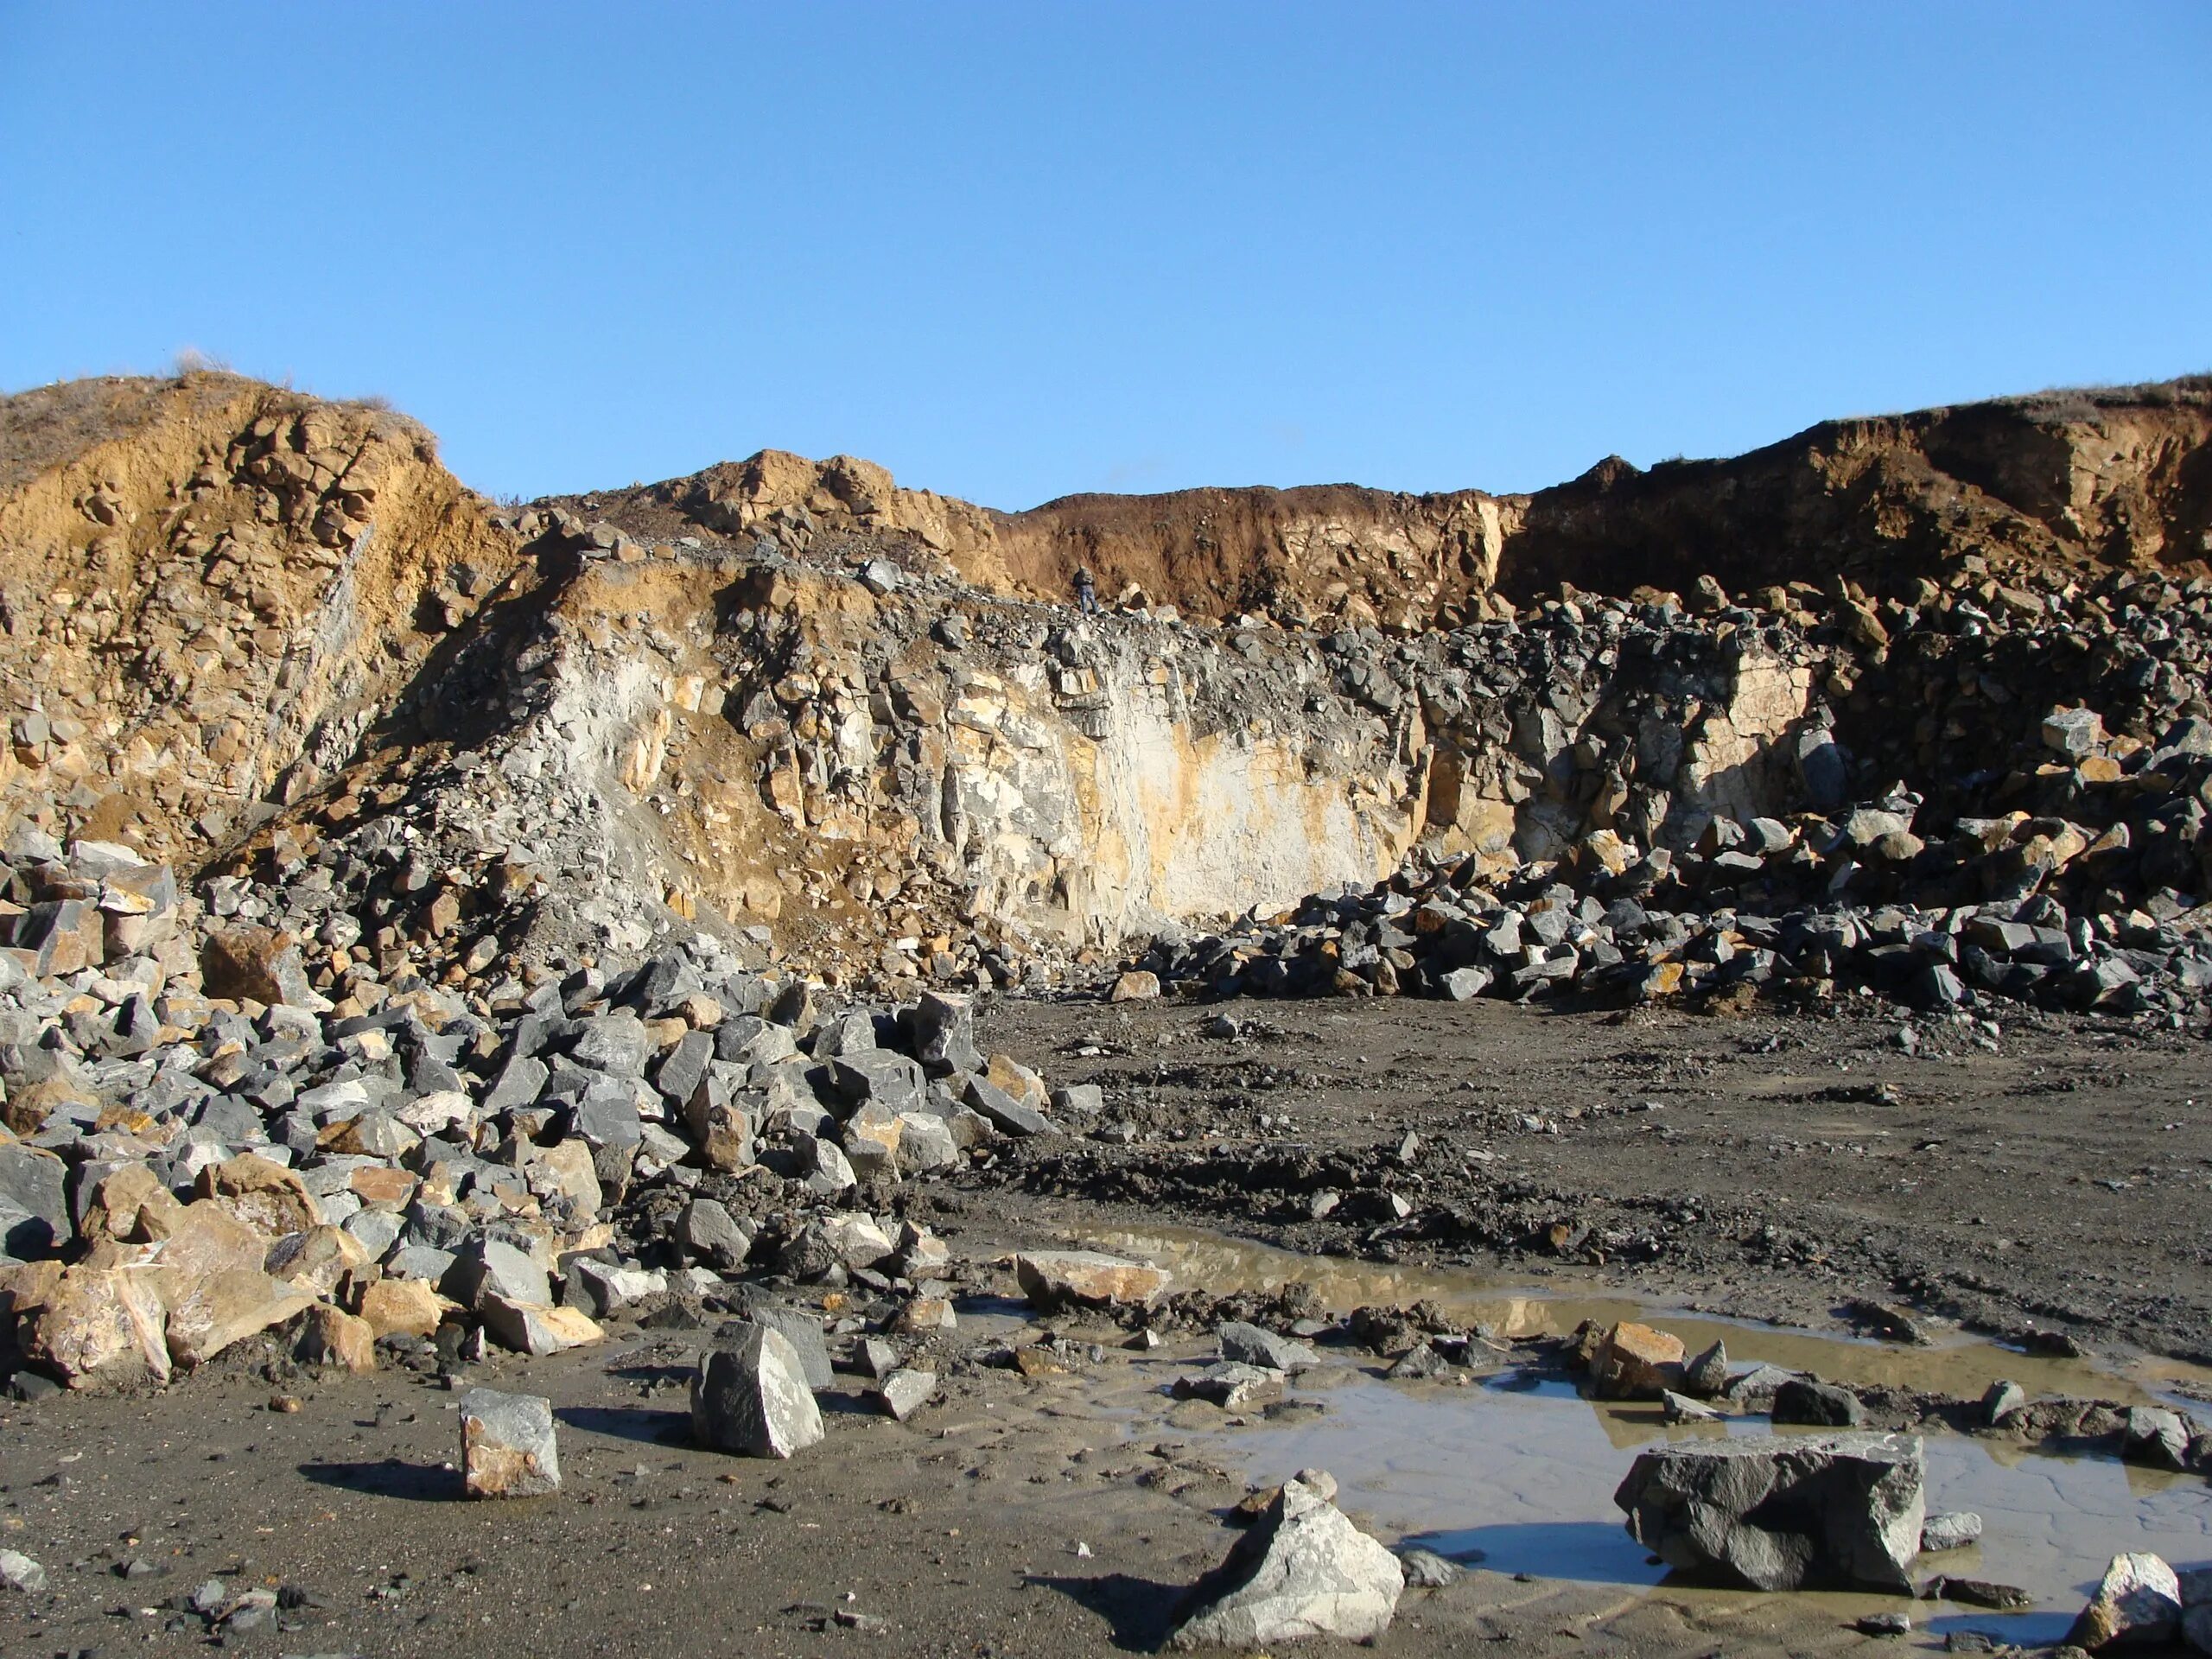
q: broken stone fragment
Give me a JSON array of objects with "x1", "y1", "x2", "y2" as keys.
[
  {"x1": 1109, "y1": 969, "x2": 1160, "y2": 1002},
  {"x1": 477, "y1": 1292, "x2": 601, "y2": 1356},
  {"x1": 1169, "y1": 1472, "x2": 1403, "y2": 1649},
  {"x1": 164, "y1": 1269, "x2": 315, "y2": 1369},
  {"x1": 17, "y1": 1262, "x2": 172, "y2": 1388},
  {"x1": 2068, "y1": 1552, "x2": 2180, "y2": 1650},
  {"x1": 460, "y1": 1387, "x2": 561, "y2": 1498},
  {"x1": 1174, "y1": 1361, "x2": 1281, "y2": 1408},
  {"x1": 872, "y1": 1367, "x2": 935, "y2": 1421},
  {"x1": 357, "y1": 1275, "x2": 446, "y2": 1339},
  {"x1": 1217, "y1": 1319, "x2": 1320, "y2": 1374},
  {"x1": 292, "y1": 1302, "x2": 377, "y2": 1372},
  {"x1": 1588, "y1": 1320, "x2": 1685, "y2": 1400},
  {"x1": 691, "y1": 1323, "x2": 824, "y2": 1459},
  {"x1": 0, "y1": 1548, "x2": 47, "y2": 1593},
  {"x1": 199, "y1": 925, "x2": 325, "y2": 1009},
  {"x1": 1919, "y1": 1510, "x2": 1982, "y2": 1552},
  {"x1": 1013, "y1": 1249, "x2": 1170, "y2": 1309},
  {"x1": 1772, "y1": 1376, "x2": 1866, "y2": 1427},
  {"x1": 1614, "y1": 1432, "x2": 1925, "y2": 1592}
]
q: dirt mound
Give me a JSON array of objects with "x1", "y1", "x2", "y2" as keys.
[
  {"x1": 569, "y1": 378, "x2": 2212, "y2": 631},
  {"x1": 1499, "y1": 378, "x2": 2212, "y2": 604},
  {"x1": 0, "y1": 371, "x2": 520, "y2": 863}
]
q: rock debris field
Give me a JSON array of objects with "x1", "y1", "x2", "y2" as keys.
[{"x1": 3, "y1": 370, "x2": 2212, "y2": 1654}]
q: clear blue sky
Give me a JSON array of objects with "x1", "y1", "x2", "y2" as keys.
[{"x1": 3, "y1": 3, "x2": 2209, "y2": 510}]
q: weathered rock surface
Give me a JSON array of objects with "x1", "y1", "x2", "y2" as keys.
[
  {"x1": 460, "y1": 1387, "x2": 561, "y2": 1498},
  {"x1": 690, "y1": 1324, "x2": 823, "y2": 1459},
  {"x1": 1014, "y1": 1249, "x2": 1171, "y2": 1308},
  {"x1": 1614, "y1": 1433, "x2": 1925, "y2": 1592},
  {"x1": 1169, "y1": 1472, "x2": 1403, "y2": 1649}
]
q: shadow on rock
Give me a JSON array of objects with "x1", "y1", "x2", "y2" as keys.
[
  {"x1": 1027, "y1": 1573, "x2": 1186, "y2": 1652},
  {"x1": 298, "y1": 1459, "x2": 454, "y2": 1503}
]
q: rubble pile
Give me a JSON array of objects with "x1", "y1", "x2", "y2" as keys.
[
  {"x1": 1127, "y1": 562, "x2": 2212, "y2": 1025},
  {"x1": 0, "y1": 820, "x2": 1099, "y2": 1393}
]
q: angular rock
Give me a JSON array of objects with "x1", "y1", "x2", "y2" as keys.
[
  {"x1": 674, "y1": 1198, "x2": 751, "y2": 1270},
  {"x1": 478, "y1": 1293, "x2": 601, "y2": 1356},
  {"x1": 1169, "y1": 1473, "x2": 1403, "y2": 1649},
  {"x1": 2069, "y1": 1552, "x2": 2180, "y2": 1650},
  {"x1": 963, "y1": 1074, "x2": 1056, "y2": 1136},
  {"x1": 1920, "y1": 1510, "x2": 1983, "y2": 1552},
  {"x1": 293, "y1": 1302, "x2": 377, "y2": 1372},
  {"x1": 872, "y1": 1367, "x2": 936, "y2": 1421},
  {"x1": 460, "y1": 1387, "x2": 561, "y2": 1497},
  {"x1": 690, "y1": 1324, "x2": 824, "y2": 1459},
  {"x1": 1773, "y1": 1376, "x2": 1866, "y2": 1427},
  {"x1": 1590, "y1": 1320, "x2": 1686, "y2": 1400},
  {"x1": 1218, "y1": 1320, "x2": 1321, "y2": 1375},
  {"x1": 1174, "y1": 1361, "x2": 1281, "y2": 1408},
  {"x1": 164, "y1": 1269, "x2": 315, "y2": 1369},
  {"x1": 0, "y1": 1548, "x2": 46, "y2": 1593},
  {"x1": 1014, "y1": 1249, "x2": 1170, "y2": 1308},
  {"x1": 1614, "y1": 1432, "x2": 1926, "y2": 1592},
  {"x1": 19, "y1": 1262, "x2": 172, "y2": 1388}
]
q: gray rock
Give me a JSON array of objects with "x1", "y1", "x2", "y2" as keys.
[
  {"x1": 1981, "y1": 1379, "x2": 2026, "y2": 1426},
  {"x1": 691, "y1": 1324, "x2": 824, "y2": 1459},
  {"x1": 652, "y1": 1030, "x2": 715, "y2": 1109},
  {"x1": 963, "y1": 1074, "x2": 1056, "y2": 1136},
  {"x1": 1169, "y1": 1473, "x2": 1403, "y2": 1649},
  {"x1": 1662, "y1": 1389, "x2": 1721, "y2": 1423},
  {"x1": 674, "y1": 1198, "x2": 751, "y2": 1270},
  {"x1": 1773, "y1": 1376, "x2": 1866, "y2": 1427},
  {"x1": 751, "y1": 1306, "x2": 834, "y2": 1389},
  {"x1": 1614, "y1": 1432, "x2": 1925, "y2": 1592},
  {"x1": 911, "y1": 991, "x2": 982, "y2": 1077},
  {"x1": 2123, "y1": 1406, "x2": 2190, "y2": 1471},
  {"x1": 1395, "y1": 1548, "x2": 1462, "y2": 1587},
  {"x1": 444, "y1": 1236, "x2": 550, "y2": 1310},
  {"x1": 1682, "y1": 1339, "x2": 1728, "y2": 1396},
  {"x1": 1218, "y1": 1320, "x2": 1321, "y2": 1375},
  {"x1": 460, "y1": 1387, "x2": 561, "y2": 1497},
  {"x1": 482, "y1": 1053, "x2": 549, "y2": 1116},
  {"x1": 0, "y1": 1145, "x2": 69, "y2": 1256},
  {"x1": 872, "y1": 1368, "x2": 936, "y2": 1421},
  {"x1": 569, "y1": 1013, "x2": 651, "y2": 1077},
  {"x1": 1173, "y1": 1361, "x2": 1281, "y2": 1408},
  {"x1": 830, "y1": 1050, "x2": 925, "y2": 1116},
  {"x1": 2069, "y1": 1552, "x2": 2180, "y2": 1650},
  {"x1": 1921, "y1": 1511, "x2": 1983, "y2": 1552},
  {"x1": 0, "y1": 1547, "x2": 46, "y2": 1593}
]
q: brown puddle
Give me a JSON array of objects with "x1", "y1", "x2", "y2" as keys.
[{"x1": 1077, "y1": 1225, "x2": 2212, "y2": 1632}]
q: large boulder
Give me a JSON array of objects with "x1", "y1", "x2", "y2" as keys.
[
  {"x1": 2069, "y1": 1552, "x2": 2181, "y2": 1650},
  {"x1": 1613, "y1": 1433, "x2": 1924, "y2": 1592},
  {"x1": 690, "y1": 1324, "x2": 823, "y2": 1459},
  {"x1": 1168, "y1": 1473, "x2": 1403, "y2": 1649}
]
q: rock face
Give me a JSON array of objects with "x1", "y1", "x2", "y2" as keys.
[
  {"x1": 690, "y1": 1324, "x2": 824, "y2": 1459},
  {"x1": 1168, "y1": 1472, "x2": 1404, "y2": 1649},
  {"x1": 1613, "y1": 1433, "x2": 1925, "y2": 1592},
  {"x1": 460, "y1": 1387, "x2": 561, "y2": 1498}
]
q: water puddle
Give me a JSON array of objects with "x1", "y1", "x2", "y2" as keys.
[{"x1": 1080, "y1": 1225, "x2": 2212, "y2": 1624}]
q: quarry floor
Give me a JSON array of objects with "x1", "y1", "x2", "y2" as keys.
[{"x1": 4, "y1": 995, "x2": 2210, "y2": 1656}]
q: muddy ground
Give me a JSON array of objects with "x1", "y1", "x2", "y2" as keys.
[
  {"x1": 973, "y1": 993, "x2": 2212, "y2": 1368},
  {"x1": 3, "y1": 994, "x2": 2209, "y2": 1657}
]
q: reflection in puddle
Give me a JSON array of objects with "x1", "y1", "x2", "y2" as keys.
[
  {"x1": 1087, "y1": 1224, "x2": 2211, "y2": 1405},
  {"x1": 1081, "y1": 1225, "x2": 2212, "y2": 1618}
]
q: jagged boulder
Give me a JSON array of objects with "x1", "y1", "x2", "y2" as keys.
[
  {"x1": 1169, "y1": 1473, "x2": 1403, "y2": 1649},
  {"x1": 1614, "y1": 1433, "x2": 1924, "y2": 1592}
]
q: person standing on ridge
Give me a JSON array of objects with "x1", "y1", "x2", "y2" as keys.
[{"x1": 1073, "y1": 566, "x2": 1100, "y2": 616}]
